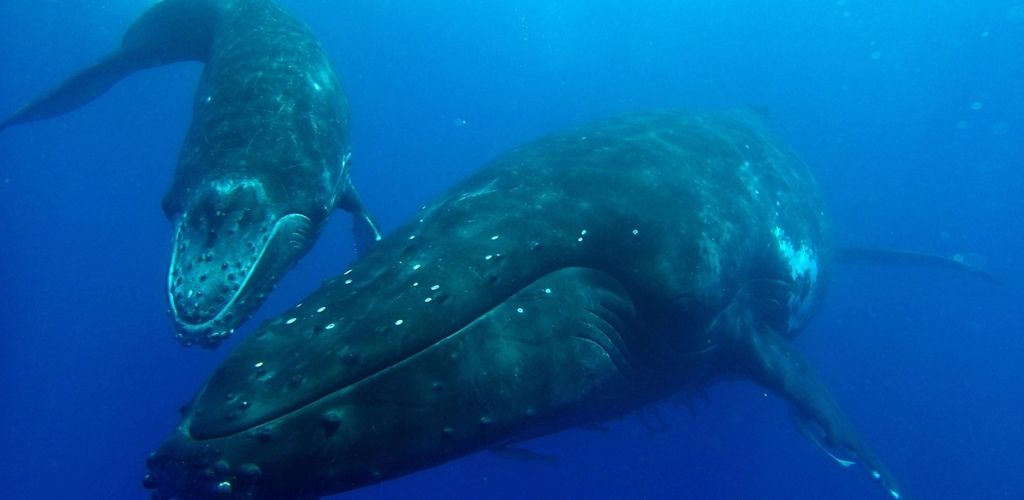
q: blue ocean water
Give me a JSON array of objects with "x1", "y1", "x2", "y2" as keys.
[{"x1": 0, "y1": 1, "x2": 1020, "y2": 498}]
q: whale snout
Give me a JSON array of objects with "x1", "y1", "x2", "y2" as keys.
[{"x1": 168, "y1": 186, "x2": 316, "y2": 347}]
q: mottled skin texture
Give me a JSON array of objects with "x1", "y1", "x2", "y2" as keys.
[
  {"x1": 145, "y1": 111, "x2": 901, "y2": 499},
  {"x1": 162, "y1": 0, "x2": 379, "y2": 347},
  {"x1": 0, "y1": 0, "x2": 379, "y2": 347}
]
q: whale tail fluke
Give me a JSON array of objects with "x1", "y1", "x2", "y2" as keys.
[
  {"x1": 0, "y1": 0, "x2": 223, "y2": 133},
  {"x1": 0, "y1": 51, "x2": 152, "y2": 132},
  {"x1": 836, "y1": 246, "x2": 1002, "y2": 285}
]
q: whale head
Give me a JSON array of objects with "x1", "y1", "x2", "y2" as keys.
[{"x1": 165, "y1": 177, "x2": 323, "y2": 347}]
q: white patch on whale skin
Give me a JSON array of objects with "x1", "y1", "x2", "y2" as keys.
[
  {"x1": 209, "y1": 178, "x2": 269, "y2": 202},
  {"x1": 306, "y1": 71, "x2": 325, "y2": 92},
  {"x1": 772, "y1": 226, "x2": 818, "y2": 283},
  {"x1": 771, "y1": 226, "x2": 819, "y2": 330}
]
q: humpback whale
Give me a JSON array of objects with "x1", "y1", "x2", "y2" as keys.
[
  {"x1": 144, "y1": 110, "x2": 904, "y2": 499},
  {"x1": 0, "y1": 0, "x2": 380, "y2": 347}
]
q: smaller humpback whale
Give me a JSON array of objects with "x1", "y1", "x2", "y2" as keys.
[
  {"x1": 145, "y1": 111, "x2": 916, "y2": 499},
  {"x1": 0, "y1": 0, "x2": 380, "y2": 347}
]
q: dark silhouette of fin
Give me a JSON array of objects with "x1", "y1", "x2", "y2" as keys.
[
  {"x1": 1, "y1": 51, "x2": 150, "y2": 131},
  {"x1": 790, "y1": 410, "x2": 857, "y2": 468},
  {"x1": 578, "y1": 422, "x2": 610, "y2": 434},
  {"x1": 734, "y1": 328, "x2": 904, "y2": 499},
  {"x1": 837, "y1": 246, "x2": 1001, "y2": 286},
  {"x1": 352, "y1": 212, "x2": 382, "y2": 257},
  {"x1": 337, "y1": 177, "x2": 382, "y2": 257},
  {"x1": 489, "y1": 445, "x2": 558, "y2": 464},
  {"x1": 0, "y1": 0, "x2": 222, "y2": 132}
]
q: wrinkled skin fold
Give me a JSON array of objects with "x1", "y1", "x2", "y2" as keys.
[{"x1": 146, "y1": 110, "x2": 902, "y2": 499}]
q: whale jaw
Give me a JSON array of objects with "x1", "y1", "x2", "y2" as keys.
[{"x1": 168, "y1": 209, "x2": 315, "y2": 348}]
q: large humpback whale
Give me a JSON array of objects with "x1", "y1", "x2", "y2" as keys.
[
  {"x1": 0, "y1": 0, "x2": 380, "y2": 347},
  {"x1": 144, "y1": 110, "x2": 910, "y2": 499}
]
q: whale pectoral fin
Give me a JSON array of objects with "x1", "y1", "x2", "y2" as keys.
[
  {"x1": 0, "y1": 50, "x2": 149, "y2": 132},
  {"x1": 836, "y1": 246, "x2": 1001, "y2": 285},
  {"x1": 734, "y1": 329, "x2": 904, "y2": 499},
  {"x1": 352, "y1": 212, "x2": 382, "y2": 257},
  {"x1": 336, "y1": 178, "x2": 382, "y2": 256}
]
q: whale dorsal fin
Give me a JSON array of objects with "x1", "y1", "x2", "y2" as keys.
[{"x1": 0, "y1": 0, "x2": 226, "y2": 132}]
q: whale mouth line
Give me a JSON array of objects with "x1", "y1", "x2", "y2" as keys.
[
  {"x1": 168, "y1": 213, "x2": 314, "y2": 345},
  {"x1": 187, "y1": 290, "x2": 513, "y2": 440},
  {"x1": 185, "y1": 266, "x2": 617, "y2": 440}
]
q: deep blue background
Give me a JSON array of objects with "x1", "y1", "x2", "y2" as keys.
[{"x1": 1, "y1": 1, "x2": 1021, "y2": 499}]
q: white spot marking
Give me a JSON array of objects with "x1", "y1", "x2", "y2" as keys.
[
  {"x1": 344, "y1": 279, "x2": 353, "y2": 285},
  {"x1": 631, "y1": 228, "x2": 639, "y2": 236},
  {"x1": 544, "y1": 288, "x2": 552, "y2": 294},
  {"x1": 394, "y1": 319, "x2": 404, "y2": 326},
  {"x1": 286, "y1": 318, "x2": 297, "y2": 325},
  {"x1": 430, "y1": 284, "x2": 440, "y2": 291},
  {"x1": 325, "y1": 323, "x2": 336, "y2": 330},
  {"x1": 254, "y1": 362, "x2": 264, "y2": 368},
  {"x1": 485, "y1": 254, "x2": 493, "y2": 260},
  {"x1": 516, "y1": 307, "x2": 524, "y2": 314},
  {"x1": 317, "y1": 306, "x2": 326, "y2": 313},
  {"x1": 424, "y1": 297, "x2": 433, "y2": 303},
  {"x1": 491, "y1": 235, "x2": 500, "y2": 240},
  {"x1": 412, "y1": 264, "x2": 422, "y2": 270},
  {"x1": 308, "y1": 75, "x2": 323, "y2": 92},
  {"x1": 413, "y1": 282, "x2": 420, "y2": 287},
  {"x1": 344, "y1": 269, "x2": 353, "y2": 276}
]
